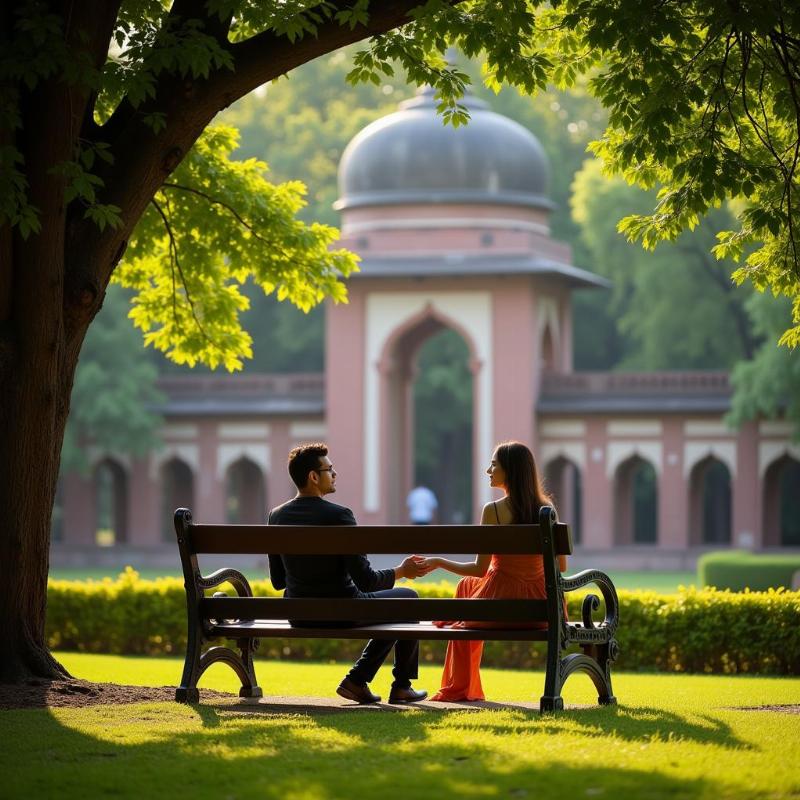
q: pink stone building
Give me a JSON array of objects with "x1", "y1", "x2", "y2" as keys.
[{"x1": 54, "y1": 88, "x2": 800, "y2": 570}]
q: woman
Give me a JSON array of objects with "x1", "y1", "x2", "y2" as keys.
[{"x1": 421, "y1": 441, "x2": 567, "y2": 702}]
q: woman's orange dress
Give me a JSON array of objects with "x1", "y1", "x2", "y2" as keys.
[{"x1": 429, "y1": 552, "x2": 546, "y2": 702}]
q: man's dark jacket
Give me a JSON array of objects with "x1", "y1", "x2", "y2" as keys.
[{"x1": 267, "y1": 496, "x2": 395, "y2": 598}]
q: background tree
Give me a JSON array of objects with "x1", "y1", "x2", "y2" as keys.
[
  {"x1": 727, "y1": 293, "x2": 800, "y2": 438},
  {"x1": 61, "y1": 284, "x2": 164, "y2": 472},
  {"x1": 570, "y1": 158, "x2": 758, "y2": 370}
]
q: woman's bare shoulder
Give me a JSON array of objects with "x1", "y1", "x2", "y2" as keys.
[
  {"x1": 480, "y1": 501, "x2": 497, "y2": 524},
  {"x1": 481, "y1": 497, "x2": 511, "y2": 524}
]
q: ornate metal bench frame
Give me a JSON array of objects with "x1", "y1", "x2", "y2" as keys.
[{"x1": 174, "y1": 505, "x2": 619, "y2": 713}]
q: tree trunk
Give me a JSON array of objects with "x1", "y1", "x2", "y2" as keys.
[
  {"x1": 0, "y1": 332, "x2": 78, "y2": 682},
  {"x1": 0, "y1": 72, "x2": 89, "y2": 682}
]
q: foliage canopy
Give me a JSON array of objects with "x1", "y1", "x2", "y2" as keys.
[{"x1": 2, "y1": 0, "x2": 798, "y2": 371}]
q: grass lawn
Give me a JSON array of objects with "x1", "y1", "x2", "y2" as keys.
[
  {"x1": 48, "y1": 566, "x2": 698, "y2": 593},
  {"x1": 2, "y1": 653, "x2": 798, "y2": 800}
]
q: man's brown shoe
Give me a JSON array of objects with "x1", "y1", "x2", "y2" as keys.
[
  {"x1": 336, "y1": 677, "x2": 380, "y2": 704},
  {"x1": 388, "y1": 686, "x2": 428, "y2": 704}
]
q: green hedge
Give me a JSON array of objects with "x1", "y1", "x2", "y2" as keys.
[
  {"x1": 46, "y1": 567, "x2": 800, "y2": 674},
  {"x1": 698, "y1": 550, "x2": 800, "y2": 592}
]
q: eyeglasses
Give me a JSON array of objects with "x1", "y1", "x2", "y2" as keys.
[{"x1": 315, "y1": 466, "x2": 335, "y2": 473}]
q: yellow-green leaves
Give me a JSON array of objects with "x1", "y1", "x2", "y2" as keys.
[{"x1": 117, "y1": 125, "x2": 358, "y2": 371}]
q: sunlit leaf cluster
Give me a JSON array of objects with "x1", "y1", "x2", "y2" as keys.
[{"x1": 116, "y1": 124, "x2": 357, "y2": 370}]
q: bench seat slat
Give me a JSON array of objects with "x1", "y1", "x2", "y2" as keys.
[
  {"x1": 202, "y1": 597, "x2": 549, "y2": 622},
  {"x1": 210, "y1": 620, "x2": 550, "y2": 642},
  {"x1": 188, "y1": 523, "x2": 572, "y2": 556}
]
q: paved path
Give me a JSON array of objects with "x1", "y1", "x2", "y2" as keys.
[{"x1": 211, "y1": 695, "x2": 586, "y2": 714}]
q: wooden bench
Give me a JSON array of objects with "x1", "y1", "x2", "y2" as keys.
[{"x1": 174, "y1": 505, "x2": 620, "y2": 712}]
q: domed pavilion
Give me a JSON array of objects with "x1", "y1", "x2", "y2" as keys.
[{"x1": 327, "y1": 85, "x2": 608, "y2": 525}]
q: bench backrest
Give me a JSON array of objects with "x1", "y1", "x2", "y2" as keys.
[
  {"x1": 181, "y1": 521, "x2": 572, "y2": 556},
  {"x1": 174, "y1": 506, "x2": 570, "y2": 628}
]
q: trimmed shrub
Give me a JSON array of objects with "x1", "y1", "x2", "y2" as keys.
[
  {"x1": 698, "y1": 550, "x2": 800, "y2": 592},
  {"x1": 46, "y1": 568, "x2": 800, "y2": 674}
]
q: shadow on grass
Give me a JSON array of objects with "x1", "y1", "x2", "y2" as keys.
[
  {"x1": 199, "y1": 697, "x2": 748, "y2": 751},
  {"x1": 3, "y1": 701, "x2": 720, "y2": 800},
  {"x1": 448, "y1": 704, "x2": 749, "y2": 751}
]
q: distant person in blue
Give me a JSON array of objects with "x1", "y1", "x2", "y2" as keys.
[
  {"x1": 267, "y1": 443, "x2": 429, "y2": 705},
  {"x1": 406, "y1": 484, "x2": 438, "y2": 525}
]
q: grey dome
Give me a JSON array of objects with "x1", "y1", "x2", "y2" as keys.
[{"x1": 336, "y1": 87, "x2": 552, "y2": 211}]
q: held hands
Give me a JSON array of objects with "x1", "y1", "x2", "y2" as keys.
[
  {"x1": 396, "y1": 554, "x2": 436, "y2": 580},
  {"x1": 416, "y1": 557, "x2": 441, "y2": 573}
]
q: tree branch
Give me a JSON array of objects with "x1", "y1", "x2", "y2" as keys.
[
  {"x1": 150, "y1": 196, "x2": 214, "y2": 345},
  {"x1": 69, "y1": 0, "x2": 459, "y2": 327},
  {"x1": 160, "y1": 181, "x2": 292, "y2": 259},
  {"x1": 223, "y1": 0, "x2": 461, "y2": 100}
]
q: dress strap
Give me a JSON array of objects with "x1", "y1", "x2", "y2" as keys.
[{"x1": 493, "y1": 501, "x2": 500, "y2": 524}]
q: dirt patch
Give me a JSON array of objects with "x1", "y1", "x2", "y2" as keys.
[
  {"x1": 0, "y1": 679, "x2": 237, "y2": 710},
  {"x1": 729, "y1": 705, "x2": 800, "y2": 715}
]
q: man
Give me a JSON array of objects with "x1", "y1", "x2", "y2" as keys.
[
  {"x1": 268, "y1": 442, "x2": 429, "y2": 705},
  {"x1": 406, "y1": 484, "x2": 438, "y2": 525}
]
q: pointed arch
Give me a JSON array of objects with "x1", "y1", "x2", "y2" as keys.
[
  {"x1": 225, "y1": 457, "x2": 266, "y2": 525},
  {"x1": 377, "y1": 305, "x2": 477, "y2": 523},
  {"x1": 688, "y1": 456, "x2": 731, "y2": 545},
  {"x1": 544, "y1": 455, "x2": 583, "y2": 544},
  {"x1": 160, "y1": 457, "x2": 195, "y2": 541},
  {"x1": 684, "y1": 442, "x2": 736, "y2": 480},
  {"x1": 93, "y1": 457, "x2": 129, "y2": 545},
  {"x1": 614, "y1": 455, "x2": 658, "y2": 545},
  {"x1": 364, "y1": 292, "x2": 492, "y2": 521},
  {"x1": 763, "y1": 454, "x2": 800, "y2": 546}
]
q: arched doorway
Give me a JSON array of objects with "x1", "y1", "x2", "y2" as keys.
[
  {"x1": 689, "y1": 457, "x2": 731, "y2": 545},
  {"x1": 161, "y1": 458, "x2": 195, "y2": 541},
  {"x1": 763, "y1": 455, "x2": 800, "y2": 546},
  {"x1": 379, "y1": 309, "x2": 478, "y2": 523},
  {"x1": 413, "y1": 328, "x2": 473, "y2": 523},
  {"x1": 226, "y1": 457, "x2": 266, "y2": 524},
  {"x1": 614, "y1": 455, "x2": 658, "y2": 545},
  {"x1": 94, "y1": 458, "x2": 128, "y2": 546},
  {"x1": 544, "y1": 457, "x2": 582, "y2": 544}
]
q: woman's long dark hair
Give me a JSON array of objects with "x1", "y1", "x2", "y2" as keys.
[{"x1": 494, "y1": 441, "x2": 554, "y2": 524}]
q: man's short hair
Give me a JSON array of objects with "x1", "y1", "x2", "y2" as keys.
[{"x1": 288, "y1": 443, "x2": 328, "y2": 489}]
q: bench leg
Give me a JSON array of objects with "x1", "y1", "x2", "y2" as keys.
[
  {"x1": 539, "y1": 695, "x2": 565, "y2": 713},
  {"x1": 195, "y1": 641, "x2": 263, "y2": 700},
  {"x1": 570, "y1": 642, "x2": 618, "y2": 707},
  {"x1": 175, "y1": 687, "x2": 200, "y2": 703},
  {"x1": 595, "y1": 640, "x2": 618, "y2": 706},
  {"x1": 176, "y1": 625, "x2": 203, "y2": 703},
  {"x1": 540, "y1": 631, "x2": 564, "y2": 713},
  {"x1": 237, "y1": 638, "x2": 263, "y2": 699}
]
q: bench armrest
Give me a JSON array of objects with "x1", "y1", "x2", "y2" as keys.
[
  {"x1": 560, "y1": 569, "x2": 619, "y2": 632},
  {"x1": 194, "y1": 568, "x2": 254, "y2": 598}
]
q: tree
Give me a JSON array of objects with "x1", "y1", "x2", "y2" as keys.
[
  {"x1": 62, "y1": 284, "x2": 165, "y2": 472},
  {"x1": 570, "y1": 158, "x2": 759, "y2": 370},
  {"x1": 2, "y1": 0, "x2": 798, "y2": 684},
  {"x1": 0, "y1": 0, "x2": 569, "y2": 684},
  {"x1": 727, "y1": 293, "x2": 800, "y2": 438},
  {"x1": 551, "y1": 0, "x2": 800, "y2": 347}
]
